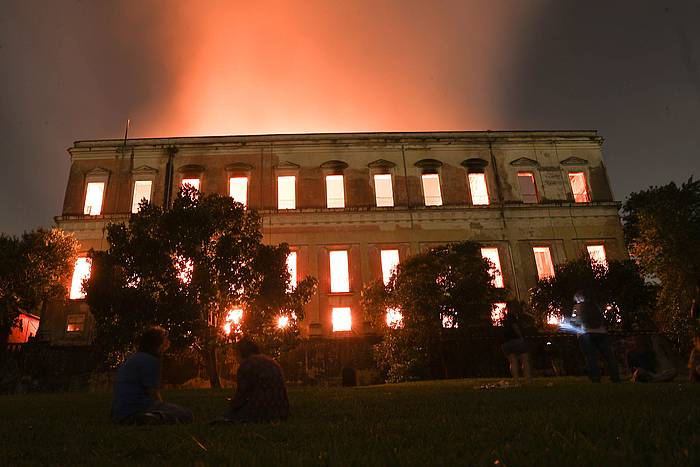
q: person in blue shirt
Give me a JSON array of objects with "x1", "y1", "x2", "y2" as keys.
[{"x1": 111, "y1": 326, "x2": 193, "y2": 424}]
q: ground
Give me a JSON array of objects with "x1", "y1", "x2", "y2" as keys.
[{"x1": 1, "y1": 378, "x2": 697, "y2": 466}]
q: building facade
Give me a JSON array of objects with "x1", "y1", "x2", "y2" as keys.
[{"x1": 42, "y1": 131, "x2": 625, "y2": 345}]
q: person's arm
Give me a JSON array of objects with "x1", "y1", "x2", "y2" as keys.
[
  {"x1": 229, "y1": 364, "x2": 252, "y2": 412},
  {"x1": 141, "y1": 355, "x2": 163, "y2": 403}
]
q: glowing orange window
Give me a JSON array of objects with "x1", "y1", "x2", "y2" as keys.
[
  {"x1": 69, "y1": 257, "x2": 92, "y2": 300},
  {"x1": 329, "y1": 250, "x2": 350, "y2": 293},
  {"x1": 491, "y1": 303, "x2": 507, "y2": 326},
  {"x1": 421, "y1": 173, "x2": 443, "y2": 206},
  {"x1": 326, "y1": 175, "x2": 345, "y2": 208},
  {"x1": 374, "y1": 174, "x2": 394, "y2": 207},
  {"x1": 131, "y1": 180, "x2": 152, "y2": 213},
  {"x1": 229, "y1": 177, "x2": 248, "y2": 207},
  {"x1": 66, "y1": 314, "x2": 85, "y2": 333},
  {"x1": 517, "y1": 172, "x2": 538, "y2": 204},
  {"x1": 568, "y1": 172, "x2": 590, "y2": 203},
  {"x1": 480, "y1": 247, "x2": 504, "y2": 288},
  {"x1": 83, "y1": 182, "x2": 105, "y2": 215},
  {"x1": 181, "y1": 178, "x2": 200, "y2": 191},
  {"x1": 386, "y1": 308, "x2": 403, "y2": 329},
  {"x1": 468, "y1": 173, "x2": 490, "y2": 205},
  {"x1": 277, "y1": 176, "x2": 296, "y2": 209},
  {"x1": 286, "y1": 251, "x2": 297, "y2": 289},
  {"x1": 533, "y1": 247, "x2": 555, "y2": 280},
  {"x1": 332, "y1": 307, "x2": 352, "y2": 332},
  {"x1": 380, "y1": 249, "x2": 400, "y2": 286},
  {"x1": 587, "y1": 245, "x2": 607, "y2": 268}
]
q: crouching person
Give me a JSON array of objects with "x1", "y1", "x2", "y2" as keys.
[
  {"x1": 214, "y1": 338, "x2": 289, "y2": 423},
  {"x1": 111, "y1": 326, "x2": 193, "y2": 424}
]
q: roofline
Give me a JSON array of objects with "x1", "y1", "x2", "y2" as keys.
[{"x1": 72, "y1": 129, "x2": 601, "y2": 148}]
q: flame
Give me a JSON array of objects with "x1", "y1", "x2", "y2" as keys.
[
  {"x1": 385, "y1": 308, "x2": 403, "y2": 329},
  {"x1": 223, "y1": 308, "x2": 244, "y2": 335}
]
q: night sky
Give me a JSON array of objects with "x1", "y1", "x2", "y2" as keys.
[{"x1": 1, "y1": 0, "x2": 698, "y2": 234}]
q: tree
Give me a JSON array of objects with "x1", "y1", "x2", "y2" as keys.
[
  {"x1": 529, "y1": 258, "x2": 654, "y2": 330},
  {"x1": 361, "y1": 241, "x2": 505, "y2": 382},
  {"x1": 621, "y1": 178, "x2": 700, "y2": 346},
  {"x1": 85, "y1": 187, "x2": 316, "y2": 387},
  {"x1": 0, "y1": 228, "x2": 78, "y2": 351}
]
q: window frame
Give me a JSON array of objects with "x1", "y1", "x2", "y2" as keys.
[
  {"x1": 277, "y1": 175, "x2": 297, "y2": 210},
  {"x1": 420, "y1": 172, "x2": 443, "y2": 206},
  {"x1": 372, "y1": 173, "x2": 395, "y2": 207},
  {"x1": 532, "y1": 246, "x2": 556, "y2": 280},
  {"x1": 467, "y1": 171, "x2": 490, "y2": 206},
  {"x1": 568, "y1": 171, "x2": 591, "y2": 203},
  {"x1": 325, "y1": 174, "x2": 346, "y2": 209},
  {"x1": 517, "y1": 171, "x2": 539, "y2": 204}
]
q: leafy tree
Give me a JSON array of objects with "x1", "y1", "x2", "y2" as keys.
[
  {"x1": 85, "y1": 187, "x2": 316, "y2": 387},
  {"x1": 361, "y1": 241, "x2": 505, "y2": 382},
  {"x1": 0, "y1": 228, "x2": 78, "y2": 350},
  {"x1": 529, "y1": 258, "x2": 654, "y2": 330},
  {"x1": 621, "y1": 178, "x2": 700, "y2": 346}
]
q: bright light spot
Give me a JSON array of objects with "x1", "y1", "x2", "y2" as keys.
[
  {"x1": 533, "y1": 247, "x2": 555, "y2": 280},
  {"x1": 223, "y1": 308, "x2": 244, "y2": 335},
  {"x1": 278, "y1": 175, "x2": 296, "y2": 209},
  {"x1": 332, "y1": 307, "x2": 352, "y2": 332},
  {"x1": 421, "y1": 173, "x2": 443, "y2": 206},
  {"x1": 373, "y1": 174, "x2": 394, "y2": 207},
  {"x1": 181, "y1": 178, "x2": 200, "y2": 191},
  {"x1": 380, "y1": 249, "x2": 400, "y2": 286},
  {"x1": 229, "y1": 177, "x2": 248, "y2": 207},
  {"x1": 69, "y1": 257, "x2": 91, "y2": 300},
  {"x1": 131, "y1": 180, "x2": 152, "y2": 213},
  {"x1": 83, "y1": 182, "x2": 105, "y2": 215},
  {"x1": 286, "y1": 251, "x2": 297, "y2": 290},
  {"x1": 325, "y1": 174, "x2": 345, "y2": 208},
  {"x1": 517, "y1": 172, "x2": 538, "y2": 204},
  {"x1": 442, "y1": 314, "x2": 457, "y2": 329},
  {"x1": 277, "y1": 315, "x2": 290, "y2": 329},
  {"x1": 329, "y1": 250, "x2": 350, "y2": 293},
  {"x1": 468, "y1": 172, "x2": 490, "y2": 205},
  {"x1": 546, "y1": 313, "x2": 561, "y2": 326},
  {"x1": 587, "y1": 245, "x2": 607, "y2": 268},
  {"x1": 491, "y1": 303, "x2": 507, "y2": 326},
  {"x1": 385, "y1": 308, "x2": 403, "y2": 329},
  {"x1": 568, "y1": 172, "x2": 590, "y2": 203},
  {"x1": 175, "y1": 256, "x2": 194, "y2": 284},
  {"x1": 65, "y1": 313, "x2": 85, "y2": 332},
  {"x1": 480, "y1": 247, "x2": 504, "y2": 288}
]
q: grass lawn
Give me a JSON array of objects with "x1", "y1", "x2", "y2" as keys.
[{"x1": 1, "y1": 378, "x2": 698, "y2": 466}]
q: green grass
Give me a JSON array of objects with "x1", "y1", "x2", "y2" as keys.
[{"x1": 1, "y1": 378, "x2": 698, "y2": 466}]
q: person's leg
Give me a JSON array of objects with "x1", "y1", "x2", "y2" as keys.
[
  {"x1": 149, "y1": 402, "x2": 194, "y2": 424},
  {"x1": 507, "y1": 354, "x2": 520, "y2": 382},
  {"x1": 521, "y1": 353, "x2": 532, "y2": 384},
  {"x1": 594, "y1": 334, "x2": 620, "y2": 382},
  {"x1": 579, "y1": 333, "x2": 601, "y2": 382}
]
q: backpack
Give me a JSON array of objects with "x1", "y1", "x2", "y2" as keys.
[{"x1": 578, "y1": 301, "x2": 604, "y2": 329}]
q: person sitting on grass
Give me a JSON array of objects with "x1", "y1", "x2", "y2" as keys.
[
  {"x1": 213, "y1": 338, "x2": 289, "y2": 423},
  {"x1": 689, "y1": 330, "x2": 700, "y2": 382},
  {"x1": 111, "y1": 326, "x2": 193, "y2": 424},
  {"x1": 500, "y1": 302, "x2": 532, "y2": 385},
  {"x1": 626, "y1": 335, "x2": 677, "y2": 383}
]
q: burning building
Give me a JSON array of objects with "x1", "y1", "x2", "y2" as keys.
[{"x1": 39, "y1": 130, "x2": 625, "y2": 344}]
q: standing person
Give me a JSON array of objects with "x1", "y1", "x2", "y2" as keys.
[
  {"x1": 573, "y1": 291, "x2": 620, "y2": 383},
  {"x1": 689, "y1": 330, "x2": 700, "y2": 382},
  {"x1": 111, "y1": 326, "x2": 193, "y2": 424},
  {"x1": 214, "y1": 338, "x2": 289, "y2": 423},
  {"x1": 500, "y1": 302, "x2": 532, "y2": 384}
]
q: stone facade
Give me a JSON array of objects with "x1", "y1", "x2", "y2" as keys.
[{"x1": 42, "y1": 130, "x2": 625, "y2": 345}]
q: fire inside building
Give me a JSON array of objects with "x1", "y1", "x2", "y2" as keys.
[{"x1": 38, "y1": 131, "x2": 625, "y2": 348}]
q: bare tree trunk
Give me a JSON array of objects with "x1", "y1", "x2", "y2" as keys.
[{"x1": 204, "y1": 325, "x2": 221, "y2": 388}]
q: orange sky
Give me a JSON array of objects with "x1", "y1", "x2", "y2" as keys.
[{"x1": 134, "y1": 0, "x2": 537, "y2": 136}]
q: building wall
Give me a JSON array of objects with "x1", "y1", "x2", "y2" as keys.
[{"x1": 47, "y1": 131, "x2": 625, "y2": 343}]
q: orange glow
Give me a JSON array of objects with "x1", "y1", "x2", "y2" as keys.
[
  {"x1": 325, "y1": 175, "x2": 345, "y2": 208},
  {"x1": 83, "y1": 182, "x2": 105, "y2": 216},
  {"x1": 223, "y1": 308, "x2": 244, "y2": 335},
  {"x1": 421, "y1": 174, "x2": 443, "y2": 206},
  {"x1": 286, "y1": 251, "x2": 297, "y2": 289},
  {"x1": 468, "y1": 173, "x2": 490, "y2": 205},
  {"x1": 373, "y1": 174, "x2": 394, "y2": 207},
  {"x1": 587, "y1": 245, "x2": 607, "y2": 268},
  {"x1": 277, "y1": 176, "x2": 296, "y2": 210},
  {"x1": 533, "y1": 247, "x2": 555, "y2": 280},
  {"x1": 69, "y1": 257, "x2": 91, "y2": 300},
  {"x1": 380, "y1": 249, "x2": 400, "y2": 286},
  {"x1": 568, "y1": 172, "x2": 590, "y2": 203},
  {"x1": 229, "y1": 177, "x2": 248, "y2": 206},
  {"x1": 546, "y1": 313, "x2": 561, "y2": 326},
  {"x1": 131, "y1": 180, "x2": 152, "y2": 213},
  {"x1": 441, "y1": 314, "x2": 457, "y2": 329},
  {"x1": 329, "y1": 250, "x2": 350, "y2": 293},
  {"x1": 175, "y1": 256, "x2": 194, "y2": 284},
  {"x1": 181, "y1": 178, "x2": 200, "y2": 191},
  {"x1": 277, "y1": 315, "x2": 290, "y2": 329},
  {"x1": 332, "y1": 307, "x2": 352, "y2": 332},
  {"x1": 480, "y1": 247, "x2": 504, "y2": 288},
  {"x1": 385, "y1": 308, "x2": 403, "y2": 329},
  {"x1": 491, "y1": 303, "x2": 507, "y2": 326}
]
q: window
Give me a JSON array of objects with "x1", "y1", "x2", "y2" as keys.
[
  {"x1": 223, "y1": 308, "x2": 243, "y2": 335},
  {"x1": 568, "y1": 172, "x2": 590, "y2": 203},
  {"x1": 325, "y1": 175, "x2": 345, "y2": 208},
  {"x1": 69, "y1": 257, "x2": 91, "y2": 299},
  {"x1": 386, "y1": 308, "x2": 403, "y2": 329},
  {"x1": 380, "y1": 249, "x2": 400, "y2": 286},
  {"x1": 373, "y1": 174, "x2": 394, "y2": 207},
  {"x1": 181, "y1": 178, "x2": 200, "y2": 191},
  {"x1": 83, "y1": 182, "x2": 105, "y2": 215},
  {"x1": 533, "y1": 247, "x2": 555, "y2": 280},
  {"x1": 468, "y1": 173, "x2": 490, "y2": 205},
  {"x1": 491, "y1": 303, "x2": 507, "y2": 326},
  {"x1": 66, "y1": 314, "x2": 85, "y2": 333},
  {"x1": 278, "y1": 175, "x2": 296, "y2": 209},
  {"x1": 587, "y1": 245, "x2": 608, "y2": 268},
  {"x1": 421, "y1": 173, "x2": 443, "y2": 206},
  {"x1": 131, "y1": 180, "x2": 152, "y2": 213},
  {"x1": 332, "y1": 307, "x2": 352, "y2": 332},
  {"x1": 286, "y1": 251, "x2": 297, "y2": 289},
  {"x1": 329, "y1": 250, "x2": 350, "y2": 293},
  {"x1": 517, "y1": 172, "x2": 538, "y2": 204},
  {"x1": 229, "y1": 177, "x2": 248, "y2": 207},
  {"x1": 480, "y1": 248, "x2": 504, "y2": 288}
]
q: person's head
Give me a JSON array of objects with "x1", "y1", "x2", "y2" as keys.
[
  {"x1": 138, "y1": 326, "x2": 169, "y2": 357},
  {"x1": 236, "y1": 338, "x2": 261, "y2": 360},
  {"x1": 573, "y1": 290, "x2": 587, "y2": 305}
]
